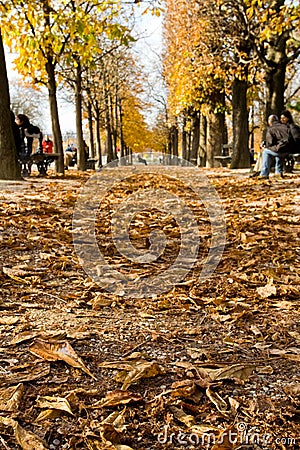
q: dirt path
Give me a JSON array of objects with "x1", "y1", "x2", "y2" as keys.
[{"x1": 0, "y1": 168, "x2": 299, "y2": 449}]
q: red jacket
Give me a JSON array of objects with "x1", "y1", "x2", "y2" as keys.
[{"x1": 42, "y1": 139, "x2": 54, "y2": 154}]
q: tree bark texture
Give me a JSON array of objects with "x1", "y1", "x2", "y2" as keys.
[
  {"x1": 206, "y1": 110, "x2": 224, "y2": 168},
  {"x1": 46, "y1": 58, "x2": 64, "y2": 173},
  {"x1": 190, "y1": 110, "x2": 200, "y2": 166},
  {"x1": 0, "y1": 31, "x2": 21, "y2": 180},
  {"x1": 87, "y1": 101, "x2": 95, "y2": 158},
  {"x1": 199, "y1": 113, "x2": 207, "y2": 167},
  {"x1": 75, "y1": 61, "x2": 85, "y2": 171},
  {"x1": 230, "y1": 77, "x2": 250, "y2": 169}
]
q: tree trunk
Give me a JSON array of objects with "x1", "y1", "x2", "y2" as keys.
[
  {"x1": 118, "y1": 100, "x2": 125, "y2": 165},
  {"x1": 171, "y1": 124, "x2": 178, "y2": 161},
  {"x1": 95, "y1": 103, "x2": 102, "y2": 168},
  {"x1": 206, "y1": 109, "x2": 224, "y2": 168},
  {"x1": 190, "y1": 110, "x2": 200, "y2": 166},
  {"x1": 0, "y1": 31, "x2": 21, "y2": 180},
  {"x1": 103, "y1": 84, "x2": 114, "y2": 163},
  {"x1": 199, "y1": 112, "x2": 207, "y2": 167},
  {"x1": 181, "y1": 116, "x2": 187, "y2": 163},
  {"x1": 265, "y1": 63, "x2": 286, "y2": 120},
  {"x1": 46, "y1": 58, "x2": 64, "y2": 173},
  {"x1": 110, "y1": 91, "x2": 117, "y2": 160},
  {"x1": 75, "y1": 61, "x2": 85, "y2": 171},
  {"x1": 230, "y1": 77, "x2": 250, "y2": 169},
  {"x1": 87, "y1": 100, "x2": 95, "y2": 158}
]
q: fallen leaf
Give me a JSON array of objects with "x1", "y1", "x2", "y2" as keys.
[
  {"x1": 92, "y1": 390, "x2": 143, "y2": 408},
  {"x1": 0, "y1": 316, "x2": 20, "y2": 325},
  {"x1": 0, "y1": 383, "x2": 24, "y2": 411},
  {"x1": 0, "y1": 416, "x2": 48, "y2": 449},
  {"x1": 205, "y1": 364, "x2": 255, "y2": 382},
  {"x1": 29, "y1": 339, "x2": 96, "y2": 380},
  {"x1": 0, "y1": 362, "x2": 50, "y2": 387},
  {"x1": 257, "y1": 283, "x2": 277, "y2": 298},
  {"x1": 36, "y1": 395, "x2": 74, "y2": 415},
  {"x1": 170, "y1": 405, "x2": 195, "y2": 426},
  {"x1": 206, "y1": 387, "x2": 228, "y2": 413}
]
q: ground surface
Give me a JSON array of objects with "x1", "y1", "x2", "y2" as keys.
[{"x1": 0, "y1": 166, "x2": 299, "y2": 450}]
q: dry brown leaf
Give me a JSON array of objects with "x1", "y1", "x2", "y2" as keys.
[
  {"x1": 29, "y1": 338, "x2": 96, "y2": 380},
  {"x1": 0, "y1": 362, "x2": 50, "y2": 387},
  {"x1": 211, "y1": 425, "x2": 237, "y2": 450},
  {"x1": 10, "y1": 330, "x2": 40, "y2": 345},
  {"x1": 98, "y1": 361, "x2": 137, "y2": 371},
  {"x1": 99, "y1": 359, "x2": 163, "y2": 390},
  {"x1": 85, "y1": 439, "x2": 116, "y2": 450},
  {"x1": 0, "y1": 316, "x2": 20, "y2": 325},
  {"x1": 205, "y1": 364, "x2": 255, "y2": 382},
  {"x1": 101, "y1": 408, "x2": 126, "y2": 432},
  {"x1": 36, "y1": 395, "x2": 74, "y2": 415},
  {"x1": 228, "y1": 397, "x2": 240, "y2": 414},
  {"x1": 285, "y1": 354, "x2": 300, "y2": 362},
  {"x1": 283, "y1": 383, "x2": 300, "y2": 396},
  {"x1": 169, "y1": 405, "x2": 195, "y2": 426},
  {"x1": 256, "y1": 283, "x2": 277, "y2": 298},
  {"x1": 206, "y1": 387, "x2": 228, "y2": 413},
  {"x1": 115, "y1": 446, "x2": 134, "y2": 450},
  {"x1": 35, "y1": 409, "x2": 63, "y2": 422},
  {"x1": 89, "y1": 295, "x2": 114, "y2": 309},
  {"x1": 92, "y1": 390, "x2": 143, "y2": 408},
  {"x1": 2, "y1": 267, "x2": 31, "y2": 284},
  {"x1": 119, "y1": 362, "x2": 163, "y2": 390},
  {"x1": 189, "y1": 424, "x2": 220, "y2": 435},
  {"x1": 0, "y1": 383, "x2": 24, "y2": 411},
  {"x1": 100, "y1": 409, "x2": 127, "y2": 445},
  {"x1": 256, "y1": 365, "x2": 274, "y2": 374},
  {"x1": 0, "y1": 416, "x2": 48, "y2": 449}
]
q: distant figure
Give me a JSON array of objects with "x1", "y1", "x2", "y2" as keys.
[
  {"x1": 64, "y1": 145, "x2": 77, "y2": 169},
  {"x1": 138, "y1": 154, "x2": 147, "y2": 165},
  {"x1": 42, "y1": 135, "x2": 54, "y2": 154},
  {"x1": 259, "y1": 114, "x2": 289, "y2": 179},
  {"x1": 15, "y1": 113, "x2": 43, "y2": 156}
]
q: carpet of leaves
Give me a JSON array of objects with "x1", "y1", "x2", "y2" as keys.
[{"x1": 0, "y1": 167, "x2": 299, "y2": 450}]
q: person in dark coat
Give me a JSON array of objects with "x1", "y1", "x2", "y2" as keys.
[
  {"x1": 15, "y1": 113, "x2": 43, "y2": 156},
  {"x1": 280, "y1": 109, "x2": 300, "y2": 153},
  {"x1": 259, "y1": 114, "x2": 289, "y2": 179}
]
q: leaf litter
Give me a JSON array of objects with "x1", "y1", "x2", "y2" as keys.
[{"x1": 0, "y1": 169, "x2": 299, "y2": 449}]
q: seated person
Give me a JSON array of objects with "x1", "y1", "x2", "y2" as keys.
[
  {"x1": 42, "y1": 135, "x2": 54, "y2": 153},
  {"x1": 64, "y1": 145, "x2": 77, "y2": 168},
  {"x1": 259, "y1": 114, "x2": 289, "y2": 179}
]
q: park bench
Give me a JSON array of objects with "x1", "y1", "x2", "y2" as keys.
[
  {"x1": 214, "y1": 148, "x2": 300, "y2": 172},
  {"x1": 19, "y1": 152, "x2": 59, "y2": 176},
  {"x1": 214, "y1": 155, "x2": 232, "y2": 167}
]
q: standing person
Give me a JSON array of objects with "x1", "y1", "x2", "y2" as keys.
[
  {"x1": 259, "y1": 114, "x2": 290, "y2": 179},
  {"x1": 42, "y1": 135, "x2": 54, "y2": 154}
]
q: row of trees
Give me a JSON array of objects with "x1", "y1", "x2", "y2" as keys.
[
  {"x1": 162, "y1": 0, "x2": 300, "y2": 168},
  {"x1": 0, "y1": 0, "x2": 163, "y2": 179}
]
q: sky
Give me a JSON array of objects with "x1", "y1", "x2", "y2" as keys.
[{"x1": 5, "y1": 9, "x2": 163, "y2": 136}]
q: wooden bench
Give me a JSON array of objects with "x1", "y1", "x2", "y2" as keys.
[
  {"x1": 19, "y1": 152, "x2": 59, "y2": 176},
  {"x1": 85, "y1": 158, "x2": 97, "y2": 170},
  {"x1": 214, "y1": 155, "x2": 232, "y2": 167}
]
